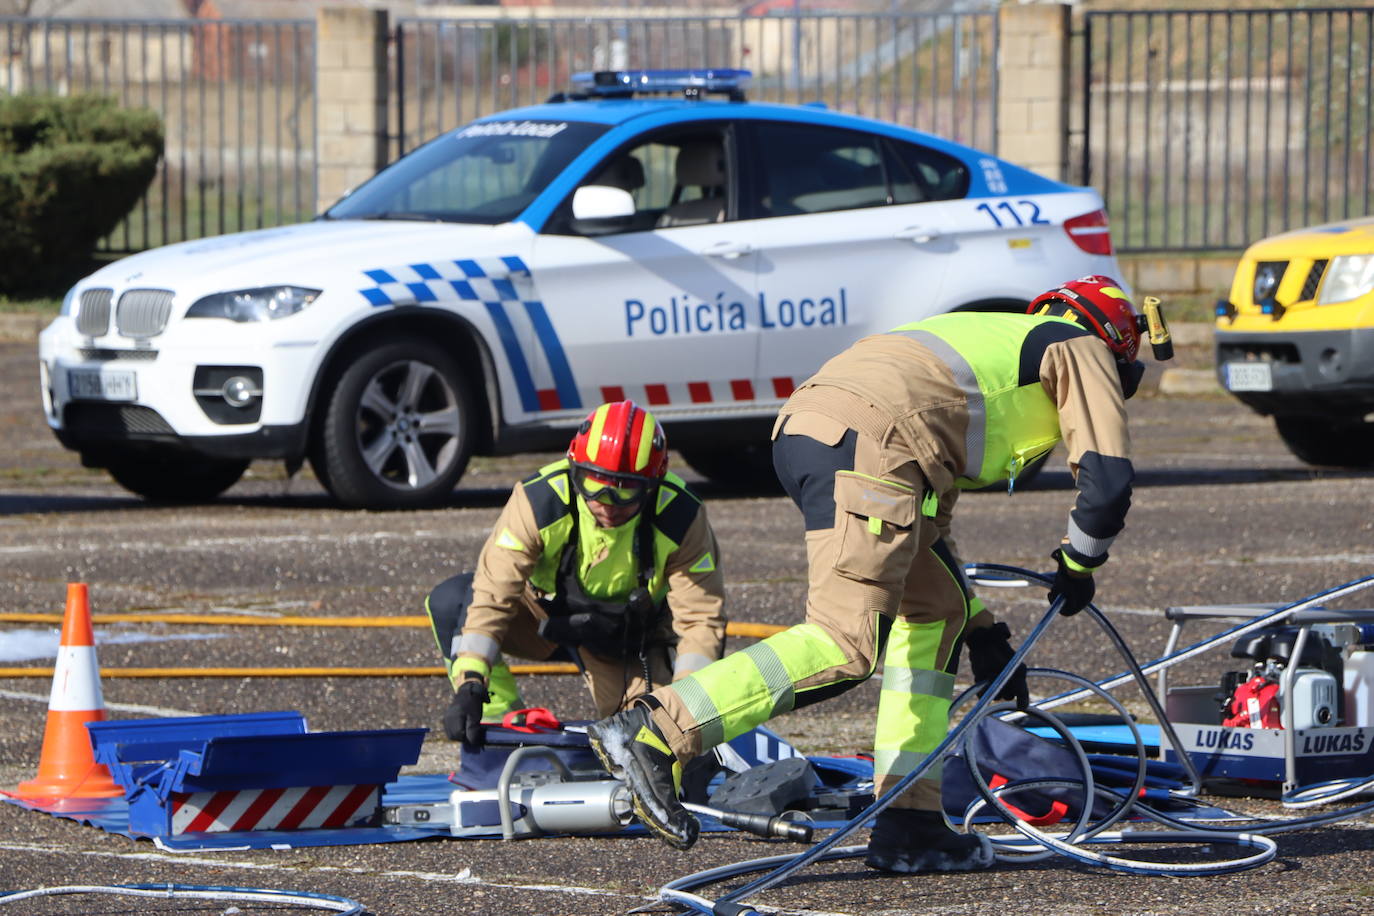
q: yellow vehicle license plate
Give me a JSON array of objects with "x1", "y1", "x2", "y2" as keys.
[{"x1": 1224, "y1": 362, "x2": 1273, "y2": 392}]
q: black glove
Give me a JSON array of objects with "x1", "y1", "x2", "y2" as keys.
[
  {"x1": 965, "y1": 622, "x2": 1029, "y2": 710},
  {"x1": 443, "y1": 673, "x2": 489, "y2": 749},
  {"x1": 1049, "y1": 548, "x2": 1096, "y2": 617}
]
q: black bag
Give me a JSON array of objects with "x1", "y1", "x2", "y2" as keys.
[{"x1": 942, "y1": 716, "x2": 1117, "y2": 824}]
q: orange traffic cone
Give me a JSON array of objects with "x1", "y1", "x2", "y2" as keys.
[{"x1": 15, "y1": 583, "x2": 123, "y2": 799}]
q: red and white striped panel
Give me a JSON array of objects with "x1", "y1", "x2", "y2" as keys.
[
  {"x1": 597, "y1": 378, "x2": 795, "y2": 409},
  {"x1": 168, "y1": 784, "x2": 379, "y2": 834}
]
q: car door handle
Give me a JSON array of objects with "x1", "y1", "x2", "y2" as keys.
[
  {"x1": 700, "y1": 240, "x2": 754, "y2": 259},
  {"x1": 894, "y1": 226, "x2": 942, "y2": 243}
]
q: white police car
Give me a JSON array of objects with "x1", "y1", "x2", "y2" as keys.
[{"x1": 39, "y1": 69, "x2": 1123, "y2": 508}]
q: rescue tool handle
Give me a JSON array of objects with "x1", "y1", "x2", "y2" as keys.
[
  {"x1": 1142, "y1": 295, "x2": 1174, "y2": 361},
  {"x1": 498, "y1": 746, "x2": 574, "y2": 840}
]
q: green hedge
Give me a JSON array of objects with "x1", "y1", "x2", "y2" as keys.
[{"x1": 0, "y1": 94, "x2": 163, "y2": 295}]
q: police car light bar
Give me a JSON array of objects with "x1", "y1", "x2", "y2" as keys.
[{"x1": 569, "y1": 69, "x2": 752, "y2": 100}]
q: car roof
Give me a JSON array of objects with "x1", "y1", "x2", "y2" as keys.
[
  {"x1": 472, "y1": 97, "x2": 996, "y2": 166},
  {"x1": 457, "y1": 92, "x2": 1079, "y2": 229}
]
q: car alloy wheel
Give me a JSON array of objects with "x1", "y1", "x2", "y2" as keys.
[{"x1": 317, "y1": 338, "x2": 474, "y2": 509}]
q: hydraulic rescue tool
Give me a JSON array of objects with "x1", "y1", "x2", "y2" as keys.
[{"x1": 383, "y1": 745, "x2": 815, "y2": 842}]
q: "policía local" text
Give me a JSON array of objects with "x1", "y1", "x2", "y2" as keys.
[{"x1": 625, "y1": 288, "x2": 849, "y2": 337}]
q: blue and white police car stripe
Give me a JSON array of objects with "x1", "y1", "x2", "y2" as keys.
[{"x1": 357, "y1": 256, "x2": 581, "y2": 414}]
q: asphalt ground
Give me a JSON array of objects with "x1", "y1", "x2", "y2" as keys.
[{"x1": 3, "y1": 330, "x2": 1374, "y2": 915}]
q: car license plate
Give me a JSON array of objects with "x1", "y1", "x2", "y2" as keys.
[
  {"x1": 1224, "y1": 362, "x2": 1273, "y2": 392},
  {"x1": 68, "y1": 369, "x2": 137, "y2": 401}
]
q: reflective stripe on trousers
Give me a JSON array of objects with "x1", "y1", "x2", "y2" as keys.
[
  {"x1": 873, "y1": 617, "x2": 957, "y2": 810},
  {"x1": 662, "y1": 621, "x2": 854, "y2": 751}
]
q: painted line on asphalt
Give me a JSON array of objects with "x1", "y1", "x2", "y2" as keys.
[
  {"x1": 1204, "y1": 553, "x2": 1374, "y2": 566},
  {"x1": 0, "y1": 530, "x2": 454, "y2": 557},
  {"x1": 0, "y1": 841, "x2": 652, "y2": 903},
  {"x1": 0, "y1": 688, "x2": 198, "y2": 718},
  {"x1": 0, "y1": 841, "x2": 859, "y2": 916}
]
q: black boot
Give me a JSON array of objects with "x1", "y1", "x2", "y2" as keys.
[
  {"x1": 865, "y1": 808, "x2": 994, "y2": 873},
  {"x1": 588, "y1": 705, "x2": 699, "y2": 850}
]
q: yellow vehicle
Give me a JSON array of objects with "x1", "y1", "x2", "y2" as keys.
[{"x1": 1215, "y1": 217, "x2": 1374, "y2": 467}]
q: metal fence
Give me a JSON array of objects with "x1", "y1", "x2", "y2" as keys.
[
  {"x1": 1083, "y1": 7, "x2": 1374, "y2": 253},
  {"x1": 392, "y1": 11, "x2": 998, "y2": 160},
  {"x1": 1, "y1": 16, "x2": 316, "y2": 254},
  {"x1": 12, "y1": 8, "x2": 1369, "y2": 259}
]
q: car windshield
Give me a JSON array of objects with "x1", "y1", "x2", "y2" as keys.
[{"x1": 324, "y1": 119, "x2": 609, "y2": 225}]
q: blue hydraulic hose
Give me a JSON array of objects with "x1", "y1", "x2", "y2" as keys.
[
  {"x1": 968, "y1": 563, "x2": 1207, "y2": 793},
  {"x1": 0, "y1": 883, "x2": 366, "y2": 913},
  {"x1": 1030, "y1": 570, "x2": 1374, "y2": 709},
  {"x1": 709, "y1": 595, "x2": 1067, "y2": 912},
  {"x1": 681, "y1": 569, "x2": 1374, "y2": 915}
]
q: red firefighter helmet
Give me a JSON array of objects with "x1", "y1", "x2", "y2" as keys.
[
  {"x1": 566, "y1": 400, "x2": 668, "y2": 506},
  {"x1": 1027, "y1": 275, "x2": 1142, "y2": 363}
]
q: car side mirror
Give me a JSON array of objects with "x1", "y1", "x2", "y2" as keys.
[{"x1": 570, "y1": 185, "x2": 635, "y2": 235}]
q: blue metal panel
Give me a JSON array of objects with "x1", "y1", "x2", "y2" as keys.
[
  {"x1": 83, "y1": 713, "x2": 427, "y2": 839},
  {"x1": 88, "y1": 712, "x2": 308, "y2": 796},
  {"x1": 1026, "y1": 723, "x2": 1163, "y2": 751},
  {"x1": 88, "y1": 711, "x2": 306, "y2": 763},
  {"x1": 1, "y1": 790, "x2": 438, "y2": 850},
  {"x1": 182, "y1": 729, "x2": 426, "y2": 792}
]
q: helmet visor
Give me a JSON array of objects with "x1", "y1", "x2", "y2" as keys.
[{"x1": 571, "y1": 464, "x2": 654, "y2": 506}]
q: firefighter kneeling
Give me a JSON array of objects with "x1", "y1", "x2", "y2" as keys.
[{"x1": 424, "y1": 400, "x2": 727, "y2": 748}]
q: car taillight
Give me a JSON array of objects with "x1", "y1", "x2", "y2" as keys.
[{"x1": 1064, "y1": 209, "x2": 1114, "y2": 255}]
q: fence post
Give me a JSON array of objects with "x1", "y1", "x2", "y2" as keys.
[
  {"x1": 996, "y1": 2, "x2": 1070, "y2": 181},
  {"x1": 315, "y1": 6, "x2": 389, "y2": 214}
]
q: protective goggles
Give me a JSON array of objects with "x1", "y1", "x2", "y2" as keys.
[{"x1": 570, "y1": 464, "x2": 654, "y2": 506}]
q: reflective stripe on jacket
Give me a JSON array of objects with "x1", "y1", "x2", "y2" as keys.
[
  {"x1": 780, "y1": 312, "x2": 1133, "y2": 570},
  {"x1": 891, "y1": 312, "x2": 1082, "y2": 489},
  {"x1": 523, "y1": 459, "x2": 696, "y2": 602}
]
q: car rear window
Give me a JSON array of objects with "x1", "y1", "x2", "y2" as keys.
[{"x1": 885, "y1": 138, "x2": 970, "y2": 203}]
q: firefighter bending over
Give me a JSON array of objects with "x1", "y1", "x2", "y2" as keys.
[{"x1": 588, "y1": 276, "x2": 1168, "y2": 873}]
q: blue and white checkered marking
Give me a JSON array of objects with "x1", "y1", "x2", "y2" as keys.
[
  {"x1": 358, "y1": 255, "x2": 535, "y2": 307},
  {"x1": 357, "y1": 255, "x2": 580, "y2": 414}
]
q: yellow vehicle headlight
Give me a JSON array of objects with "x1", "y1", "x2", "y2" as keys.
[{"x1": 1317, "y1": 254, "x2": 1374, "y2": 305}]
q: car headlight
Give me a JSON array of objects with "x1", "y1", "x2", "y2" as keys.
[
  {"x1": 185, "y1": 286, "x2": 321, "y2": 322},
  {"x1": 1317, "y1": 254, "x2": 1374, "y2": 306}
]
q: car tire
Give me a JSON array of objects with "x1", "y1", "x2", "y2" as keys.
[
  {"x1": 315, "y1": 339, "x2": 475, "y2": 509},
  {"x1": 105, "y1": 451, "x2": 249, "y2": 503},
  {"x1": 678, "y1": 442, "x2": 782, "y2": 493},
  {"x1": 1274, "y1": 416, "x2": 1374, "y2": 468}
]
